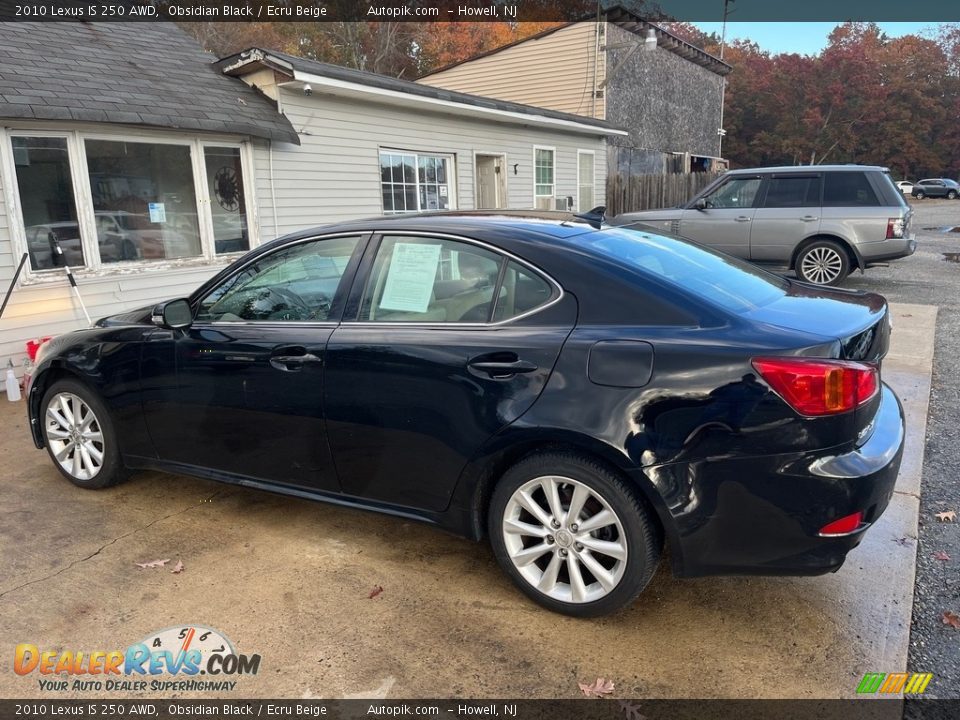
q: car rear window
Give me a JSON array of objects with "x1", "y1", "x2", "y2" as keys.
[
  {"x1": 823, "y1": 172, "x2": 880, "y2": 207},
  {"x1": 583, "y1": 227, "x2": 789, "y2": 314}
]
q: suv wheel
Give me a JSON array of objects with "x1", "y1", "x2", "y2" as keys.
[
  {"x1": 914, "y1": 190, "x2": 925, "y2": 199},
  {"x1": 489, "y1": 452, "x2": 662, "y2": 617},
  {"x1": 948, "y1": 190, "x2": 958, "y2": 200},
  {"x1": 796, "y1": 240, "x2": 850, "y2": 286}
]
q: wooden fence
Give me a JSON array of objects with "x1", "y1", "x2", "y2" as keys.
[{"x1": 606, "y1": 172, "x2": 723, "y2": 216}]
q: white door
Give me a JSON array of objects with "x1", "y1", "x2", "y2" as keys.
[
  {"x1": 578, "y1": 151, "x2": 595, "y2": 211},
  {"x1": 475, "y1": 154, "x2": 505, "y2": 209}
]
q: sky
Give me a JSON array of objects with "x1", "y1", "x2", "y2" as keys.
[{"x1": 693, "y1": 22, "x2": 936, "y2": 55}]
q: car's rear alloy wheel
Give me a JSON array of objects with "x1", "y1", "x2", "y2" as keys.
[
  {"x1": 796, "y1": 241, "x2": 849, "y2": 285},
  {"x1": 489, "y1": 452, "x2": 661, "y2": 616},
  {"x1": 42, "y1": 380, "x2": 128, "y2": 489},
  {"x1": 949, "y1": 190, "x2": 958, "y2": 200}
]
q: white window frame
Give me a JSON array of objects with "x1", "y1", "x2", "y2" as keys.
[
  {"x1": 533, "y1": 145, "x2": 556, "y2": 209},
  {"x1": 577, "y1": 149, "x2": 596, "y2": 212},
  {"x1": 0, "y1": 124, "x2": 258, "y2": 283},
  {"x1": 378, "y1": 148, "x2": 457, "y2": 215}
]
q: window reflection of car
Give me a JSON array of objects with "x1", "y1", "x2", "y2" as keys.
[
  {"x1": 94, "y1": 210, "x2": 195, "y2": 261},
  {"x1": 212, "y1": 213, "x2": 247, "y2": 254},
  {"x1": 28, "y1": 221, "x2": 131, "y2": 268}
]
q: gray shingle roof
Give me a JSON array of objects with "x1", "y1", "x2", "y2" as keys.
[
  {"x1": 0, "y1": 22, "x2": 299, "y2": 144},
  {"x1": 217, "y1": 49, "x2": 624, "y2": 135}
]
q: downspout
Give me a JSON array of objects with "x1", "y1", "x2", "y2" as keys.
[
  {"x1": 270, "y1": 86, "x2": 284, "y2": 238},
  {"x1": 590, "y1": 2, "x2": 602, "y2": 118}
]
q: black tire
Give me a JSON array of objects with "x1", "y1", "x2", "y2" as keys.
[
  {"x1": 914, "y1": 191, "x2": 925, "y2": 199},
  {"x1": 795, "y1": 239, "x2": 850, "y2": 286},
  {"x1": 488, "y1": 451, "x2": 662, "y2": 617},
  {"x1": 40, "y1": 379, "x2": 129, "y2": 489},
  {"x1": 948, "y1": 190, "x2": 958, "y2": 200}
]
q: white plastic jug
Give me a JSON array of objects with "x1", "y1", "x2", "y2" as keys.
[{"x1": 6, "y1": 366, "x2": 21, "y2": 402}]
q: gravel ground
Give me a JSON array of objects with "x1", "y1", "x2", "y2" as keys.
[{"x1": 838, "y1": 199, "x2": 959, "y2": 701}]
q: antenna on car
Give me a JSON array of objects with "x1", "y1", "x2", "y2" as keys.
[{"x1": 572, "y1": 206, "x2": 606, "y2": 229}]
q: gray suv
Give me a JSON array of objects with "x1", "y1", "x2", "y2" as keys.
[{"x1": 611, "y1": 165, "x2": 916, "y2": 285}]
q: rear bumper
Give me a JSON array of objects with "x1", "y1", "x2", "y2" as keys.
[
  {"x1": 661, "y1": 383, "x2": 904, "y2": 577},
  {"x1": 857, "y1": 235, "x2": 917, "y2": 264}
]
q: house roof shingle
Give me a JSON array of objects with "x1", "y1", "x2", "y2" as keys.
[{"x1": 0, "y1": 22, "x2": 299, "y2": 144}]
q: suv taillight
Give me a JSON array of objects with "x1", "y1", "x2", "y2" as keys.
[
  {"x1": 886, "y1": 218, "x2": 904, "y2": 239},
  {"x1": 751, "y1": 357, "x2": 878, "y2": 416}
]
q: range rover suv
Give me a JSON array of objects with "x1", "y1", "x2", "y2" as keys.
[{"x1": 612, "y1": 165, "x2": 915, "y2": 285}]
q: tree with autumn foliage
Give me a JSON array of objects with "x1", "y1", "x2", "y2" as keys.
[{"x1": 720, "y1": 23, "x2": 960, "y2": 179}]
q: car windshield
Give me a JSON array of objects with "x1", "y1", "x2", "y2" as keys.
[{"x1": 583, "y1": 226, "x2": 789, "y2": 314}]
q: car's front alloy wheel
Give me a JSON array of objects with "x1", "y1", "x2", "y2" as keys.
[
  {"x1": 489, "y1": 452, "x2": 661, "y2": 616},
  {"x1": 41, "y1": 379, "x2": 128, "y2": 489}
]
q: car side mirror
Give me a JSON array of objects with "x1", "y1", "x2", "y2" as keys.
[
  {"x1": 694, "y1": 197, "x2": 708, "y2": 211},
  {"x1": 152, "y1": 298, "x2": 193, "y2": 329}
]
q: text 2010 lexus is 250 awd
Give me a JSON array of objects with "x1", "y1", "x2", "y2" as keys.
[{"x1": 28, "y1": 213, "x2": 904, "y2": 616}]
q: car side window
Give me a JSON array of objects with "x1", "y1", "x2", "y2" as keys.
[
  {"x1": 762, "y1": 176, "x2": 821, "y2": 208},
  {"x1": 702, "y1": 177, "x2": 762, "y2": 209},
  {"x1": 195, "y1": 235, "x2": 362, "y2": 322},
  {"x1": 359, "y1": 236, "x2": 504, "y2": 323},
  {"x1": 492, "y1": 261, "x2": 555, "y2": 322},
  {"x1": 823, "y1": 172, "x2": 880, "y2": 206}
]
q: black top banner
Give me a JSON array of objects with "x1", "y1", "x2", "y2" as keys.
[{"x1": 2, "y1": 0, "x2": 960, "y2": 23}]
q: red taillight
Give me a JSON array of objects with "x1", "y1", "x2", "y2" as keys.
[
  {"x1": 751, "y1": 357, "x2": 878, "y2": 416},
  {"x1": 819, "y1": 511, "x2": 864, "y2": 536},
  {"x1": 886, "y1": 217, "x2": 905, "y2": 239}
]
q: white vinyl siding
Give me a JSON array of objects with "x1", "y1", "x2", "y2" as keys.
[
  {"x1": 251, "y1": 87, "x2": 606, "y2": 234},
  {"x1": 419, "y1": 23, "x2": 606, "y2": 120}
]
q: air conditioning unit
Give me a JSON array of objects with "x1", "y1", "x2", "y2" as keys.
[{"x1": 554, "y1": 197, "x2": 573, "y2": 211}]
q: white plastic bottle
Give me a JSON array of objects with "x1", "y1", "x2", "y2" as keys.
[{"x1": 6, "y1": 360, "x2": 21, "y2": 402}]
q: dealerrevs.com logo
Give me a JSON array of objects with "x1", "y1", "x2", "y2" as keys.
[{"x1": 14, "y1": 625, "x2": 261, "y2": 692}]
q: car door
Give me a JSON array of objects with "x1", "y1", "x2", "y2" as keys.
[
  {"x1": 679, "y1": 174, "x2": 763, "y2": 257},
  {"x1": 749, "y1": 172, "x2": 822, "y2": 262},
  {"x1": 140, "y1": 233, "x2": 368, "y2": 491},
  {"x1": 323, "y1": 233, "x2": 577, "y2": 512}
]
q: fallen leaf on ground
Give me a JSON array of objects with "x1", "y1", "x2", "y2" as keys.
[
  {"x1": 368, "y1": 585, "x2": 383, "y2": 599},
  {"x1": 941, "y1": 611, "x2": 960, "y2": 629},
  {"x1": 934, "y1": 551, "x2": 951, "y2": 561},
  {"x1": 892, "y1": 536, "x2": 912, "y2": 546},
  {"x1": 171, "y1": 559, "x2": 185, "y2": 574},
  {"x1": 935, "y1": 510, "x2": 956, "y2": 522},
  {"x1": 135, "y1": 558, "x2": 170, "y2": 569},
  {"x1": 578, "y1": 677, "x2": 615, "y2": 698}
]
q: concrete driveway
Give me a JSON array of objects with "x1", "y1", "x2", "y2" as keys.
[{"x1": 0, "y1": 302, "x2": 936, "y2": 700}]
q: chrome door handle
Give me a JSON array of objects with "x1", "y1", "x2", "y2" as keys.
[
  {"x1": 801, "y1": 215, "x2": 819, "y2": 222},
  {"x1": 269, "y1": 353, "x2": 322, "y2": 372},
  {"x1": 735, "y1": 216, "x2": 751, "y2": 222}
]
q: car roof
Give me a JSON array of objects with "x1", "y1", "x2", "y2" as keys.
[
  {"x1": 726, "y1": 164, "x2": 889, "y2": 174},
  {"x1": 274, "y1": 211, "x2": 602, "y2": 245}
]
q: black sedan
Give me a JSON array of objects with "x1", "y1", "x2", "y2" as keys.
[{"x1": 27, "y1": 213, "x2": 904, "y2": 616}]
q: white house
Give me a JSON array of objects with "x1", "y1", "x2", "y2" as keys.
[{"x1": 0, "y1": 22, "x2": 624, "y2": 378}]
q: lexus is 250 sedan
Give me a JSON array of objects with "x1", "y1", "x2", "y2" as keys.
[{"x1": 27, "y1": 212, "x2": 905, "y2": 616}]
